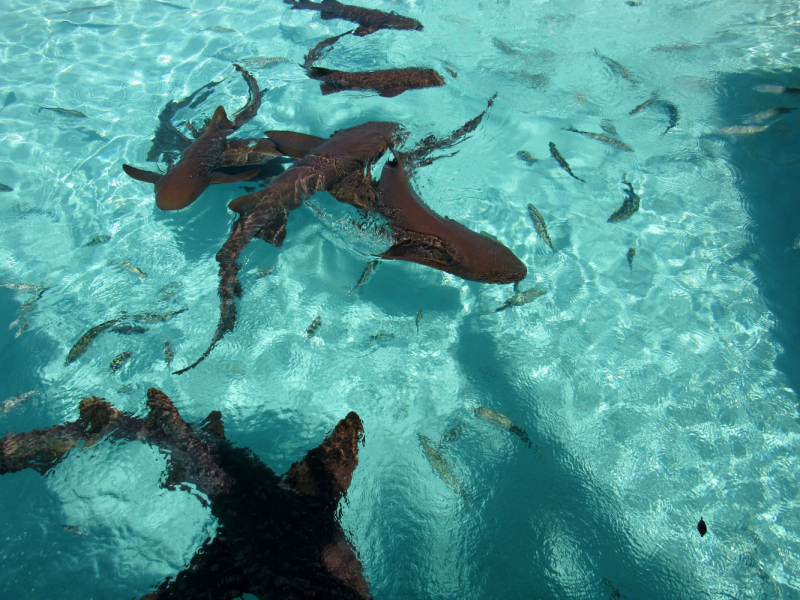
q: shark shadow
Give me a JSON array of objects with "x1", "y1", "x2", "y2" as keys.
[
  {"x1": 176, "y1": 101, "x2": 525, "y2": 374},
  {"x1": 0, "y1": 387, "x2": 369, "y2": 599},
  {"x1": 284, "y1": 0, "x2": 423, "y2": 37},
  {"x1": 123, "y1": 65, "x2": 281, "y2": 210}
]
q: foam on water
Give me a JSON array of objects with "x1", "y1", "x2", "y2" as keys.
[{"x1": 1, "y1": 0, "x2": 800, "y2": 598}]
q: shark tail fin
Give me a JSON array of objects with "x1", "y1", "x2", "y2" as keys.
[
  {"x1": 284, "y1": 411, "x2": 364, "y2": 504},
  {"x1": 123, "y1": 164, "x2": 161, "y2": 184}
]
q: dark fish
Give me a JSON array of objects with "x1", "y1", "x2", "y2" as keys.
[
  {"x1": 285, "y1": 0, "x2": 423, "y2": 36},
  {"x1": 626, "y1": 1, "x2": 642, "y2": 5},
  {"x1": 164, "y1": 340, "x2": 174, "y2": 365},
  {"x1": 473, "y1": 406, "x2": 533, "y2": 448},
  {"x1": 52, "y1": 4, "x2": 112, "y2": 15},
  {"x1": 0, "y1": 183, "x2": 13, "y2": 192},
  {"x1": 594, "y1": 50, "x2": 635, "y2": 83},
  {"x1": 65, "y1": 319, "x2": 120, "y2": 365},
  {"x1": 83, "y1": 234, "x2": 111, "y2": 246},
  {"x1": 124, "y1": 65, "x2": 270, "y2": 210},
  {"x1": 304, "y1": 31, "x2": 352, "y2": 69},
  {"x1": 629, "y1": 94, "x2": 657, "y2": 114},
  {"x1": 111, "y1": 324, "x2": 149, "y2": 335},
  {"x1": 626, "y1": 247, "x2": 636, "y2": 268},
  {"x1": 698, "y1": 517, "x2": 707, "y2": 537},
  {"x1": 443, "y1": 65, "x2": 457, "y2": 78},
  {"x1": 62, "y1": 525, "x2": 89, "y2": 535},
  {"x1": 38, "y1": 106, "x2": 88, "y2": 118},
  {"x1": 516, "y1": 150, "x2": 537, "y2": 165},
  {"x1": 600, "y1": 120, "x2": 618, "y2": 136},
  {"x1": 305, "y1": 66, "x2": 445, "y2": 98},
  {"x1": 109, "y1": 350, "x2": 132, "y2": 372},
  {"x1": 0, "y1": 390, "x2": 370, "y2": 598},
  {"x1": 132, "y1": 308, "x2": 187, "y2": 323},
  {"x1": 349, "y1": 260, "x2": 379, "y2": 295},
  {"x1": 1, "y1": 91, "x2": 16, "y2": 111},
  {"x1": 493, "y1": 287, "x2": 547, "y2": 313},
  {"x1": 658, "y1": 100, "x2": 679, "y2": 134},
  {"x1": 549, "y1": 142, "x2": 586, "y2": 183},
  {"x1": 608, "y1": 178, "x2": 641, "y2": 222},
  {"x1": 415, "y1": 309, "x2": 423, "y2": 333},
  {"x1": 527, "y1": 203, "x2": 555, "y2": 253},
  {"x1": 307, "y1": 316, "x2": 322, "y2": 338},
  {"x1": 565, "y1": 126, "x2": 634, "y2": 152},
  {"x1": 74, "y1": 126, "x2": 107, "y2": 142}
]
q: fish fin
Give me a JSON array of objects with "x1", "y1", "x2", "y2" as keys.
[
  {"x1": 209, "y1": 168, "x2": 260, "y2": 184},
  {"x1": 200, "y1": 411, "x2": 226, "y2": 440},
  {"x1": 319, "y1": 82, "x2": 337, "y2": 95},
  {"x1": 284, "y1": 411, "x2": 364, "y2": 504},
  {"x1": 122, "y1": 164, "x2": 161, "y2": 184},
  {"x1": 307, "y1": 66, "x2": 334, "y2": 77},
  {"x1": 207, "y1": 105, "x2": 234, "y2": 132},
  {"x1": 227, "y1": 191, "x2": 260, "y2": 215},
  {"x1": 265, "y1": 130, "x2": 325, "y2": 158},
  {"x1": 256, "y1": 209, "x2": 289, "y2": 247},
  {"x1": 379, "y1": 88, "x2": 405, "y2": 98}
]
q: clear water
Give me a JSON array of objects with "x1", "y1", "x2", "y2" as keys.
[{"x1": 1, "y1": 0, "x2": 800, "y2": 598}]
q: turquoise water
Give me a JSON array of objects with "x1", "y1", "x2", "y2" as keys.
[{"x1": 2, "y1": 0, "x2": 800, "y2": 598}]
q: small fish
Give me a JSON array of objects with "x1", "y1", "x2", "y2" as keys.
[
  {"x1": 527, "y1": 203, "x2": 555, "y2": 253},
  {"x1": 62, "y1": 525, "x2": 89, "y2": 535},
  {"x1": 793, "y1": 234, "x2": 800, "y2": 250},
  {"x1": 202, "y1": 26, "x2": 236, "y2": 33},
  {"x1": 110, "y1": 323, "x2": 149, "y2": 335},
  {"x1": 492, "y1": 287, "x2": 547, "y2": 313},
  {"x1": 629, "y1": 94, "x2": 657, "y2": 115},
  {"x1": 1, "y1": 91, "x2": 16, "y2": 111},
  {"x1": 549, "y1": 142, "x2": 586, "y2": 183},
  {"x1": 239, "y1": 57, "x2": 289, "y2": 68},
  {"x1": 626, "y1": 247, "x2": 636, "y2": 269},
  {"x1": 473, "y1": 406, "x2": 534, "y2": 448},
  {"x1": 349, "y1": 260, "x2": 379, "y2": 295},
  {"x1": 118, "y1": 384, "x2": 135, "y2": 394},
  {"x1": 594, "y1": 50, "x2": 635, "y2": 83},
  {"x1": 608, "y1": 178, "x2": 641, "y2": 222},
  {"x1": 74, "y1": 126, "x2": 108, "y2": 143},
  {"x1": 0, "y1": 391, "x2": 38, "y2": 414},
  {"x1": 419, "y1": 434, "x2": 466, "y2": 496},
  {"x1": 493, "y1": 37, "x2": 523, "y2": 56},
  {"x1": 754, "y1": 84, "x2": 800, "y2": 94},
  {"x1": 626, "y1": 1, "x2": 642, "y2": 5},
  {"x1": 83, "y1": 234, "x2": 111, "y2": 246},
  {"x1": 9, "y1": 317, "x2": 29, "y2": 338},
  {"x1": 38, "y1": 106, "x2": 88, "y2": 118},
  {"x1": 743, "y1": 107, "x2": 795, "y2": 124},
  {"x1": 52, "y1": 4, "x2": 112, "y2": 15},
  {"x1": 443, "y1": 65, "x2": 458, "y2": 78},
  {"x1": 158, "y1": 282, "x2": 182, "y2": 302},
  {"x1": 368, "y1": 331, "x2": 394, "y2": 343},
  {"x1": 110, "y1": 350, "x2": 132, "y2": 372},
  {"x1": 712, "y1": 124, "x2": 770, "y2": 135},
  {"x1": 415, "y1": 309, "x2": 423, "y2": 333},
  {"x1": 565, "y1": 126, "x2": 634, "y2": 152},
  {"x1": 0, "y1": 282, "x2": 38, "y2": 293},
  {"x1": 307, "y1": 316, "x2": 322, "y2": 338},
  {"x1": 697, "y1": 517, "x2": 707, "y2": 537},
  {"x1": 255, "y1": 266, "x2": 275, "y2": 279},
  {"x1": 516, "y1": 150, "x2": 538, "y2": 165},
  {"x1": 117, "y1": 260, "x2": 148, "y2": 279},
  {"x1": 0, "y1": 183, "x2": 13, "y2": 192},
  {"x1": 600, "y1": 120, "x2": 618, "y2": 136},
  {"x1": 132, "y1": 308, "x2": 187, "y2": 323},
  {"x1": 652, "y1": 43, "x2": 699, "y2": 52},
  {"x1": 659, "y1": 100, "x2": 679, "y2": 134},
  {"x1": 65, "y1": 319, "x2": 120, "y2": 365},
  {"x1": 164, "y1": 340, "x2": 174, "y2": 365},
  {"x1": 151, "y1": 0, "x2": 188, "y2": 9}
]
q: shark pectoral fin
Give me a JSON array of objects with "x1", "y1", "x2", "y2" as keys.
[
  {"x1": 209, "y1": 168, "x2": 260, "y2": 184},
  {"x1": 123, "y1": 164, "x2": 161, "y2": 184},
  {"x1": 379, "y1": 88, "x2": 405, "y2": 98},
  {"x1": 265, "y1": 130, "x2": 326, "y2": 158},
  {"x1": 228, "y1": 191, "x2": 260, "y2": 215},
  {"x1": 284, "y1": 411, "x2": 364, "y2": 503},
  {"x1": 381, "y1": 240, "x2": 453, "y2": 269},
  {"x1": 256, "y1": 209, "x2": 289, "y2": 247}
]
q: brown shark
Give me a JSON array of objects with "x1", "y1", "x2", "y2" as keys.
[
  {"x1": 123, "y1": 65, "x2": 279, "y2": 210},
  {"x1": 306, "y1": 66, "x2": 445, "y2": 98},
  {"x1": 284, "y1": 0, "x2": 423, "y2": 36},
  {"x1": 0, "y1": 388, "x2": 369, "y2": 599}
]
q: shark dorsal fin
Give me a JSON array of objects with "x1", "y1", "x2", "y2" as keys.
[
  {"x1": 284, "y1": 412, "x2": 363, "y2": 503},
  {"x1": 207, "y1": 105, "x2": 234, "y2": 132}
]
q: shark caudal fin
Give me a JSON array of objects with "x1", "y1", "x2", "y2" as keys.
[
  {"x1": 122, "y1": 164, "x2": 161, "y2": 184},
  {"x1": 284, "y1": 411, "x2": 364, "y2": 504}
]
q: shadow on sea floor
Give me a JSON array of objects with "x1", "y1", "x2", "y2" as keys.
[{"x1": 715, "y1": 68, "x2": 800, "y2": 401}]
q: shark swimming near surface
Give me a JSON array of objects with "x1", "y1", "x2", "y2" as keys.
[
  {"x1": 305, "y1": 66, "x2": 445, "y2": 98},
  {"x1": 0, "y1": 388, "x2": 370, "y2": 599},
  {"x1": 123, "y1": 65, "x2": 280, "y2": 210},
  {"x1": 284, "y1": 0, "x2": 423, "y2": 36}
]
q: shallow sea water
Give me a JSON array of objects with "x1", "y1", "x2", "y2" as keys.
[{"x1": 1, "y1": 0, "x2": 800, "y2": 598}]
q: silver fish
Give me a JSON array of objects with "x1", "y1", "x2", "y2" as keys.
[
  {"x1": 608, "y1": 178, "x2": 641, "y2": 222},
  {"x1": 202, "y1": 26, "x2": 236, "y2": 32},
  {"x1": 743, "y1": 107, "x2": 795, "y2": 124},
  {"x1": 52, "y1": 4, "x2": 112, "y2": 15},
  {"x1": 493, "y1": 37, "x2": 523, "y2": 56},
  {"x1": 473, "y1": 406, "x2": 533, "y2": 448},
  {"x1": 239, "y1": 56, "x2": 289, "y2": 68},
  {"x1": 629, "y1": 94, "x2": 657, "y2": 115},
  {"x1": 255, "y1": 266, "x2": 275, "y2": 279},
  {"x1": 83, "y1": 234, "x2": 111, "y2": 246},
  {"x1": 0, "y1": 282, "x2": 39, "y2": 293},
  {"x1": 626, "y1": 247, "x2": 636, "y2": 269},
  {"x1": 415, "y1": 309, "x2": 423, "y2": 333},
  {"x1": 565, "y1": 126, "x2": 634, "y2": 152},
  {"x1": 158, "y1": 282, "x2": 182, "y2": 302},
  {"x1": 652, "y1": 43, "x2": 699, "y2": 52},
  {"x1": 493, "y1": 287, "x2": 547, "y2": 313},
  {"x1": 117, "y1": 260, "x2": 148, "y2": 279},
  {"x1": 65, "y1": 319, "x2": 120, "y2": 365},
  {"x1": 527, "y1": 203, "x2": 555, "y2": 253},
  {"x1": 349, "y1": 260, "x2": 379, "y2": 295},
  {"x1": 419, "y1": 434, "x2": 466, "y2": 496},
  {"x1": 38, "y1": 106, "x2": 88, "y2": 118},
  {"x1": 594, "y1": 50, "x2": 635, "y2": 83},
  {"x1": 0, "y1": 391, "x2": 38, "y2": 414},
  {"x1": 600, "y1": 120, "x2": 618, "y2": 136},
  {"x1": 712, "y1": 125, "x2": 770, "y2": 135},
  {"x1": 307, "y1": 316, "x2": 322, "y2": 338},
  {"x1": 549, "y1": 142, "x2": 586, "y2": 183}
]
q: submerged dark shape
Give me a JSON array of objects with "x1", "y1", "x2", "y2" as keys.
[
  {"x1": 626, "y1": 247, "x2": 636, "y2": 269},
  {"x1": 658, "y1": 99, "x2": 679, "y2": 134},
  {"x1": 549, "y1": 141, "x2": 585, "y2": 183},
  {"x1": 304, "y1": 30, "x2": 353, "y2": 69},
  {"x1": 124, "y1": 65, "x2": 278, "y2": 210},
  {"x1": 38, "y1": 105, "x2": 88, "y2": 118},
  {"x1": 697, "y1": 517, "x2": 707, "y2": 537},
  {"x1": 565, "y1": 126, "x2": 634, "y2": 152},
  {"x1": 608, "y1": 177, "x2": 640, "y2": 222},
  {"x1": 306, "y1": 66, "x2": 445, "y2": 98},
  {"x1": 0, "y1": 389, "x2": 369, "y2": 599},
  {"x1": 285, "y1": 0, "x2": 423, "y2": 36}
]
